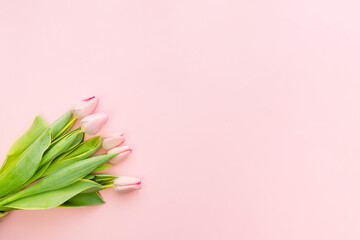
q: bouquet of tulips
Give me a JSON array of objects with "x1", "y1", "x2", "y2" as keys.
[{"x1": 0, "y1": 97, "x2": 141, "y2": 219}]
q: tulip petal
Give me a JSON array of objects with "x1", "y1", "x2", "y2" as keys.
[
  {"x1": 108, "y1": 148, "x2": 132, "y2": 164},
  {"x1": 102, "y1": 133, "x2": 125, "y2": 150},
  {"x1": 114, "y1": 176, "x2": 141, "y2": 186},
  {"x1": 114, "y1": 185, "x2": 142, "y2": 193},
  {"x1": 81, "y1": 112, "x2": 109, "y2": 135},
  {"x1": 73, "y1": 97, "x2": 99, "y2": 119}
]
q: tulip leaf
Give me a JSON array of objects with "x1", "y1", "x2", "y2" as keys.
[
  {"x1": 49, "y1": 110, "x2": 73, "y2": 139},
  {"x1": 15, "y1": 160, "x2": 53, "y2": 192},
  {"x1": 61, "y1": 192, "x2": 105, "y2": 207},
  {"x1": 93, "y1": 174, "x2": 118, "y2": 182},
  {"x1": 64, "y1": 132, "x2": 84, "y2": 153},
  {"x1": 53, "y1": 117, "x2": 76, "y2": 140},
  {"x1": 0, "y1": 206, "x2": 12, "y2": 212},
  {"x1": 91, "y1": 174, "x2": 118, "y2": 186},
  {"x1": 63, "y1": 136, "x2": 101, "y2": 160},
  {"x1": 19, "y1": 129, "x2": 83, "y2": 189},
  {"x1": 50, "y1": 128, "x2": 80, "y2": 147},
  {"x1": 0, "y1": 116, "x2": 49, "y2": 174},
  {"x1": 93, "y1": 164, "x2": 112, "y2": 172},
  {"x1": 0, "y1": 154, "x2": 117, "y2": 206},
  {"x1": 83, "y1": 174, "x2": 95, "y2": 180},
  {"x1": 42, "y1": 138, "x2": 102, "y2": 177},
  {"x1": 50, "y1": 130, "x2": 84, "y2": 160},
  {"x1": 0, "y1": 211, "x2": 10, "y2": 218},
  {"x1": 4, "y1": 180, "x2": 103, "y2": 210},
  {"x1": 97, "y1": 182, "x2": 112, "y2": 186},
  {"x1": 0, "y1": 129, "x2": 51, "y2": 198},
  {"x1": 40, "y1": 130, "x2": 81, "y2": 166}
]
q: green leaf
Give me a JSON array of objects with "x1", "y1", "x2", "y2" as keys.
[
  {"x1": 64, "y1": 132, "x2": 84, "y2": 153},
  {"x1": 18, "y1": 128, "x2": 84, "y2": 190},
  {"x1": 93, "y1": 174, "x2": 118, "y2": 182},
  {"x1": 42, "y1": 137, "x2": 102, "y2": 177},
  {"x1": 15, "y1": 160, "x2": 53, "y2": 192},
  {"x1": 91, "y1": 174, "x2": 118, "y2": 185},
  {"x1": 23, "y1": 133, "x2": 84, "y2": 186},
  {"x1": 98, "y1": 181, "x2": 116, "y2": 186},
  {"x1": 61, "y1": 192, "x2": 105, "y2": 207},
  {"x1": 53, "y1": 117, "x2": 76, "y2": 140},
  {"x1": 49, "y1": 128, "x2": 79, "y2": 147},
  {"x1": 40, "y1": 129, "x2": 81, "y2": 166},
  {"x1": 0, "y1": 129, "x2": 51, "y2": 198},
  {"x1": 19, "y1": 129, "x2": 84, "y2": 189},
  {"x1": 0, "y1": 116, "x2": 49, "y2": 174},
  {"x1": 0, "y1": 154, "x2": 117, "y2": 206},
  {"x1": 64, "y1": 136, "x2": 101, "y2": 160},
  {"x1": 93, "y1": 164, "x2": 112, "y2": 172},
  {"x1": 0, "y1": 211, "x2": 10, "y2": 218},
  {"x1": 4, "y1": 180, "x2": 103, "y2": 210},
  {"x1": 49, "y1": 110, "x2": 73, "y2": 139},
  {"x1": 44, "y1": 128, "x2": 82, "y2": 162},
  {"x1": 83, "y1": 174, "x2": 95, "y2": 180}
]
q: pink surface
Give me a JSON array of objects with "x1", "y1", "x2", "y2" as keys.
[{"x1": 1, "y1": 0, "x2": 360, "y2": 239}]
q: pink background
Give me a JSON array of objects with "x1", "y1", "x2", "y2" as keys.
[{"x1": 1, "y1": 0, "x2": 360, "y2": 239}]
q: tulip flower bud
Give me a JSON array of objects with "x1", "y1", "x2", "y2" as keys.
[
  {"x1": 102, "y1": 133, "x2": 125, "y2": 150},
  {"x1": 107, "y1": 145, "x2": 132, "y2": 164},
  {"x1": 72, "y1": 96, "x2": 99, "y2": 119},
  {"x1": 113, "y1": 176, "x2": 141, "y2": 193},
  {"x1": 80, "y1": 112, "x2": 109, "y2": 135}
]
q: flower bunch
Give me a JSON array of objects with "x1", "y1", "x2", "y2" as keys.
[{"x1": 0, "y1": 97, "x2": 141, "y2": 219}]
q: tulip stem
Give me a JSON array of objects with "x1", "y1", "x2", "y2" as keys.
[{"x1": 104, "y1": 184, "x2": 114, "y2": 189}]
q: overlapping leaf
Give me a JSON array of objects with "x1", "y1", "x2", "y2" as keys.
[
  {"x1": 61, "y1": 192, "x2": 105, "y2": 207},
  {"x1": 0, "y1": 129, "x2": 51, "y2": 197},
  {"x1": 0, "y1": 116, "x2": 49, "y2": 174},
  {"x1": 53, "y1": 117, "x2": 76, "y2": 140},
  {"x1": 4, "y1": 180, "x2": 103, "y2": 210},
  {"x1": 93, "y1": 164, "x2": 112, "y2": 172},
  {"x1": 40, "y1": 129, "x2": 82, "y2": 166},
  {"x1": 0, "y1": 154, "x2": 117, "y2": 205},
  {"x1": 49, "y1": 110, "x2": 73, "y2": 139},
  {"x1": 43, "y1": 137, "x2": 102, "y2": 177}
]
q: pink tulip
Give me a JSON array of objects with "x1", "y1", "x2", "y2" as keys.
[
  {"x1": 72, "y1": 96, "x2": 99, "y2": 119},
  {"x1": 102, "y1": 132, "x2": 125, "y2": 150},
  {"x1": 113, "y1": 176, "x2": 141, "y2": 193},
  {"x1": 80, "y1": 112, "x2": 109, "y2": 135},
  {"x1": 107, "y1": 145, "x2": 132, "y2": 164}
]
